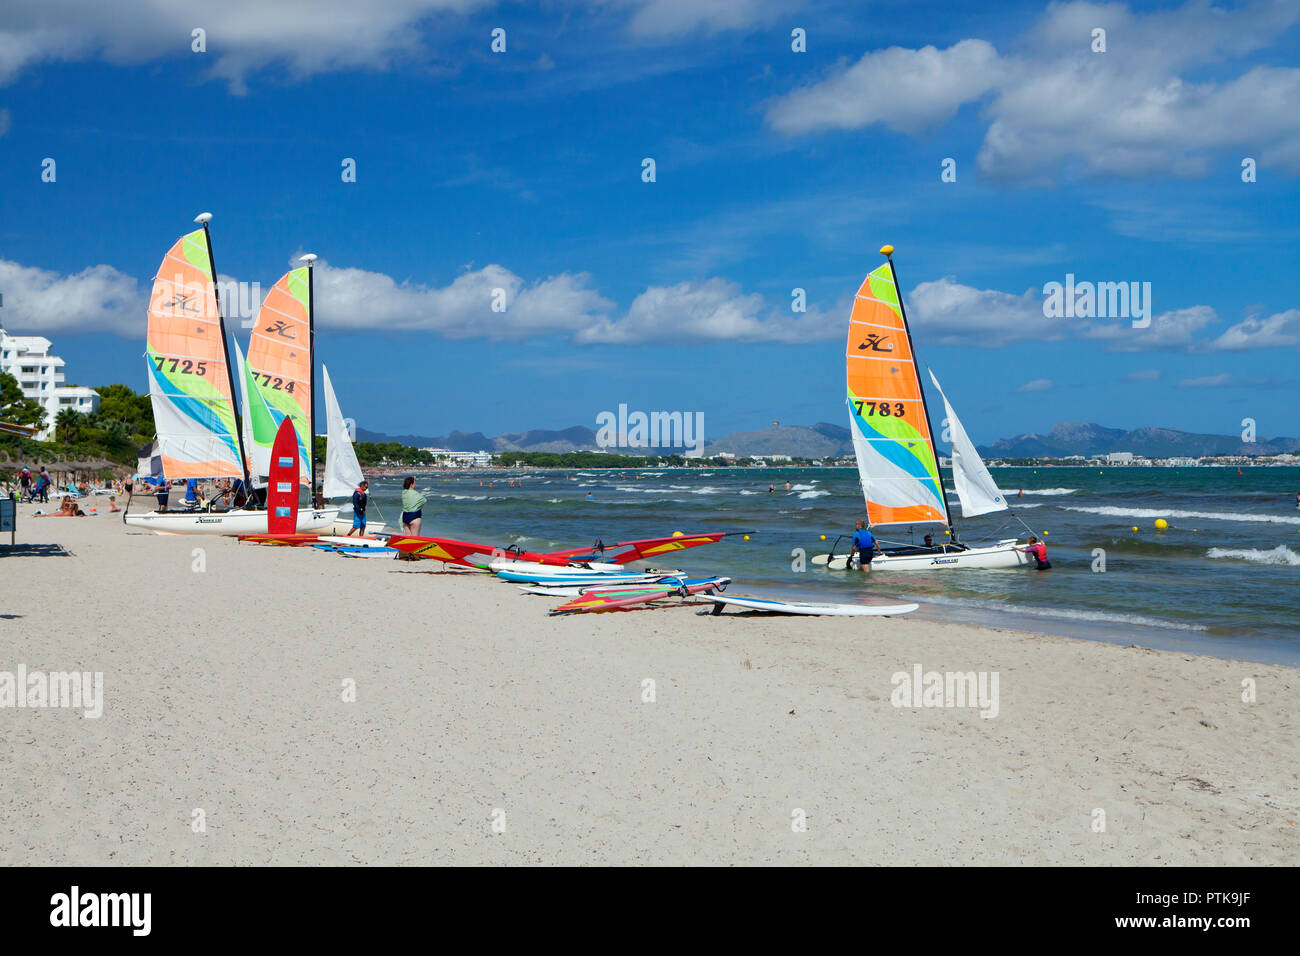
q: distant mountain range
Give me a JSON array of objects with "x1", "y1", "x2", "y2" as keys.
[
  {"x1": 356, "y1": 421, "x2": 1300, "y2": 459},
  {"x1": 981, "y1": 422, "x2": 1300, "y2": 458}
]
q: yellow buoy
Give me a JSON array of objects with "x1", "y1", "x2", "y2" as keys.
[
  {"x1": 672, "y1": 531, "x2": 683, "y2": 537},
  {"x1": 1131, "y1": 526, "x2": 1138, "y2": 532},
  {"x1": 1154, "y1": 518, "x2": 1168, "y2": 530},
  {"x1": 1042, "y1": 530, "x2": 1049, "y2": 536},
  {"x1": 819, "y1": 534, "x2": 826, "y2": 541},
  {"x1": 743, "y1": 535, "x2": 750, "y2": 541}
]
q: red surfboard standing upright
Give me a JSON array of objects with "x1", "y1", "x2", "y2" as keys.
[{"x1": 266, "y1": 417, "x2": 301, "y2": 534}]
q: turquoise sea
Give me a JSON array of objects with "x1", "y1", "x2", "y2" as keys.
[{"x1": 361, "y1": 466, "x2": 1300, "y2": 666}]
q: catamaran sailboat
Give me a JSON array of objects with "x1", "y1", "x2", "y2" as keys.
[
  {"x1": 817, "y1": 245, "x2": 1032, "y2": 571},
  {"x1": 124, "y1": 215, "x2": 337, "y2": 534}
]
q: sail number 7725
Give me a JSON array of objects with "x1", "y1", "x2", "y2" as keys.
[{"x1": 154, "y1": 356, "x2": 209, "y2": 377}]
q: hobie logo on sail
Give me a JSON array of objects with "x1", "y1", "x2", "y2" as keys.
[
  {"x1": 857, "y1": 332, "x2": 893, "y2": 352},
  {"x1": 1042, "y1": 274, "x2": 1152, "y2": 328}
]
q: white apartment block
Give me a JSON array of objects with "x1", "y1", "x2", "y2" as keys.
[
  {"x1": 0, "y1": 325, "x2": 100, "y2": 440},
  {"x1": 422, "y1": 448, "x2": 495, "y2": 467}
]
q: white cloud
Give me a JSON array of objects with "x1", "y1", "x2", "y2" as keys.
[
  {"x1": 1078, "y1": 305, "x2": 1218, "y2": 352},
  {"x1": 1205, "y1": 309, "x2": 1300, "y2": 351},
  {"x1": 573, "y1": 277, "x2": 835, "y2": 344},
  {"x1": 1016, "y1": 378, "x2": 1053, "y2": 392},
  {"x1": 0, "y1": 0, "x2": 485, "y2": 92},
  {"x1": 1179, "y1": 372, "x2": 1235, "y2": 388},
  {"x1": 0, "y1": 258, "x2": 143, "y2": 336},
  {"x1": 0, "y1": 0, "x2": 797, "y2": 90},
  {"x1": 767, "y1": 40, "x2": 1003, "y2": 136},
  {"x1": 1122, "y1": 368, "x2": 1162, "y2": 381},
  {"x1": 304, "y1": 261, "x2": 614, "y2": 339},
  {"x1": 904, "y1": 277, "x2": 1063, "y2": 346},
  {"x1": 619, "y1": 0, "x2": 790, "y2": 40},
  {"x1": 765, "y1": 0, "x2": 1300, "y2": 179}
]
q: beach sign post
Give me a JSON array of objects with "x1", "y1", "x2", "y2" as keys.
[
  {"x1": 266, "y1": 417, "x2": 301, "y2": 535},
  {"x1": 1, "y1": 494, "x2": 14, "y2": 546}
]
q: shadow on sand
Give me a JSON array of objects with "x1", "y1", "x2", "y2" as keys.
[{"x1": 0, "y1": 543, "x2": 74, "y2": 558}]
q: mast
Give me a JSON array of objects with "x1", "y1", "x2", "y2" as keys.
[
  {"x1": 879, "y1": 244, "x2": 957, "y2": 535},
  {"x1": 197, "y1": 212, "x2": 253, "y2": 491},
  {"x1": 301, "y1": 253, "x2": 318, "y2": 502}
]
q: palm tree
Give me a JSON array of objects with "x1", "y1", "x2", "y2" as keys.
[{"x1": 55, "y1": 407, "x2": 82, "y2": 444}]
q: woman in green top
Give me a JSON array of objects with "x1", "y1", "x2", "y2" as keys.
[{"x1": 401, "y1": 476, "x2": 428, "y2": 535}]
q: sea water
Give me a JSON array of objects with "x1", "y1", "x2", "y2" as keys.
[{"x1": 361, "y1": 466, "x2": 1300, "y2": 666}]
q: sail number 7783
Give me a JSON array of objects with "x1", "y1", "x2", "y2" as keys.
[{"x1": 854, "y1": 401, "x2": 906, "y2": 418}]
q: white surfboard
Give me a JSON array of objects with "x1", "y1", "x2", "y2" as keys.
[{"x1": 705, "y1": 595, "x2": 918, "y2": 616}]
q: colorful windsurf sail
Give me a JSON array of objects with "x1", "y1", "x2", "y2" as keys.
[
  {"x1": 384, "y1": 530, "x2": 746, "y2": 569},
  {"x1": 846, "y1": 255, "x2": 949, "y2": 528},
  {"x1": 246, "y1": 265, "x2": 313, "y2": 485},
  {"x1": 145, "y1": 221, "x2": 245, "y2": 480},
  {"x1": 550, "y1": 577, "x2": 730, "y2": 615}
]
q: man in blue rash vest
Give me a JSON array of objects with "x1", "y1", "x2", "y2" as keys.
[
  {"x1": 851, "y1": 518, "x2": 876, "y2": 570},
  {"x1": 347, "y1": 480, "x2": 369, "y2": 536}
]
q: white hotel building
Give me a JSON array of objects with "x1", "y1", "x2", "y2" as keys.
[{"x1": 0, "y1": 325, "x2": 100, "y2": 440}]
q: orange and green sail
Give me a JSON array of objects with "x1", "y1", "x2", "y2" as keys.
[
  {"x1": 246, "y1": 267, "x2": 312, "y2": 484},
  {"x1": 846, "y1": 259, "x2": 948, "y2": 528},
  {"x1": 145, "y1": 227, "x2": 243, "y2": 480}
]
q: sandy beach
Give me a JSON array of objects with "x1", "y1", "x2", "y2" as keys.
[{"x1": 2, "y1": 501, "x2": 1296, "y2": 866}]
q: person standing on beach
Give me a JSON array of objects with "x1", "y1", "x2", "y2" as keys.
[
  {"x1": 18, "y1": 467, "x2": 31, "y2": 502},
  {"x1": 36, "y1": 467, "x2": 50, "y2": 503},
  {"x1": 401, "y1": 477, "x2": 427, "y2": 535},
  {"x1": 347, "y1": 480, "x2": 369, "y2": 536}
]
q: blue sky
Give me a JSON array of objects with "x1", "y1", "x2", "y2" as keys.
[{"x1": 1, "y1": 0, "x2": 1298, "y2": 443}]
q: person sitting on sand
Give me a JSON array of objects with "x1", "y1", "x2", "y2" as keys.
[
  {"x1": 108, "y1": 495, "x2": 120, "y2": 513},
  {"x1": 1018, "y1": 536, "x2": 1051, "y2": 570},
  {"x1": 58, "y1": 496, "x2": 86, "y2": 517},
  {"x1": 851, "y1": 518, "x2": 877, "y2": 571},
  {"x1": 401, "y1": 476, "x2": 427, "y2": 535}
]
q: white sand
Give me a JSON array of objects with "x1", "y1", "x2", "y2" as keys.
[{"x1": 2, "y1": 501, "x2": 1296, "y2": 865}]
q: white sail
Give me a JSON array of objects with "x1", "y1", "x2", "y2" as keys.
[
  {"x1": 232, "y1": 341, "x2": 271, "y2": 486},
  {"x1": 322, "y1": 365, "x2": 364, "y2": 499},
  {"x1": 928, "y1": 369, "x2": 1007, "y2": 517}
]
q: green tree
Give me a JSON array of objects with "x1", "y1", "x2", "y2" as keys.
[
  {"x1": 55, "y1": 407, "x2": 82, "y2": 443},
  {"x1": 0, "y1": 371, "x2": 47, "y2": 431}
]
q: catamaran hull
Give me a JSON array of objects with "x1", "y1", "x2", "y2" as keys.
[
  {"x1": 873, "y1": 539, "x2": 1029, "y2": 571},
  {"x1": 125, "y1": 507, "x2": 339, "y2": 535}
]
